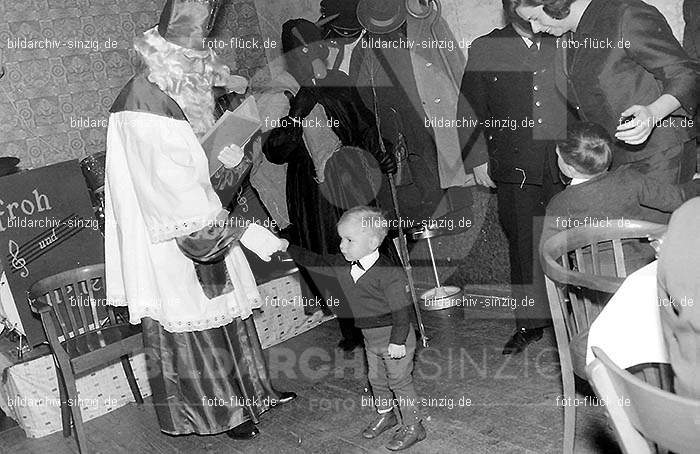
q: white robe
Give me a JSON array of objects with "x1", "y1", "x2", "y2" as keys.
[{"x1": 104, "y1": 111, "x2": 262, "y2": 332}]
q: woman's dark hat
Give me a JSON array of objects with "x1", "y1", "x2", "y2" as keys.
[
  {"x1": 157, "y1": 0, "x2": 223, "y2": 50},
  {"x1": 356, "y1": 0, "x2": 408, "y2": 35}
]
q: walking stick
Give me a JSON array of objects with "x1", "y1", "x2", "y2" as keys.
[
  {"x1": 367, "y1": 56, "x2": 429, "y2": 347},
  {"x1": 388, "y1": 174, "x2": 429, "y2": 348}
]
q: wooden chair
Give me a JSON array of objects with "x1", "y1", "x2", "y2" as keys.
[
  {"x1": 587, "y1": 346, "x2": 700, "y2": 454},
  {"x1": 28, "y1": 264, "x2": 143, "y2": 454},
  {"x1": 540, "y1": 220, "x2": 667, "y2": 454}
]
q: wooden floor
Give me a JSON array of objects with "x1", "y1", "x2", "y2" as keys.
[{"x1": 1, "y1": 302, "x2": 620, "y2": 454}]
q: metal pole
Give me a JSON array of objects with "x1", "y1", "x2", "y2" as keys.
[
  {"x1": 388, "y1": 175, "x2": 429, "y2": 348},
  {"x1": 425, "y1": 237, "x2": 441, "y2": 288},
  {"x1": 368, "y1": 51, "x2": 428, "y2": 347}
]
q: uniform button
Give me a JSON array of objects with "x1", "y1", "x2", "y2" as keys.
[
  {"x1": 534, "y1": 85, "x2": 539, "y2": 91},
  {"x1": 576, "y1": 105, "x2": 581, "y2": 110},
  {"x1": 535, "y1": 101, "x2": 542, "y2": 107},
  {"x1": 434, "y1": 98, "x2": 441, "y2": 103},
  {"x1": 493, "y1": 76, "x2": 498, "y2": 81},
  {"x1": 537, "y1": 118, "x2": 543, "y2": 124},
  {"x1": 488, "y1": 135, "x2": 493, "y2": 140},
  {"x1": 533, "y1": 71, "x2": 537, "y2": 75}
]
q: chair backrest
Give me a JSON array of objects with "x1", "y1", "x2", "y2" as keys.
[
  {"x1": 588, "y1": 347, "x2": 700, "y2": 454},
  {"x1": 27, "y1": 264, "x2": 110, "y2": 343},
  {"x1": 541, "y1": 220, "x2": 666, "y2": 341}
]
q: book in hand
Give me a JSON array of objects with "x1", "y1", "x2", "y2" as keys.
[{"x1": 201, "y1": 95, "x2": 261, "y2": 176}]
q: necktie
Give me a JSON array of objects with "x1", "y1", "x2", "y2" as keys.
[{"x1": 351, "y1": 260, "x2": 365, "y2": 271}]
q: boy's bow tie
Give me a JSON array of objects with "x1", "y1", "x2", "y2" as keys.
[{"x1": 351, "y1": 260, "x2": 365, "y2": 271}]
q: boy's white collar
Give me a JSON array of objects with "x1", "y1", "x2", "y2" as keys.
[
  {"x1": 356, "y1": 249, "x2": 380, "y2": 270},
  {"x1": 569, "y1": 177, "x2": 590, "y2": 186}
]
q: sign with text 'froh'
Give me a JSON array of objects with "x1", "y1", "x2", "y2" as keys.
[{"x1": 0, "y1": 160, "x2": 104, "y2": 346}]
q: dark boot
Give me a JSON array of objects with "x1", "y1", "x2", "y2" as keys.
[
  {"x1": 502, "y1": 327, "x2": 544, "y2": 355},
  {"x1": 362, "y1": 410, "x2": 398, "y2": 439},
  {"x1": 385, "y1": 421, "x2": 427, "y2": 451},
  {"x1": 226, "y1": 420, "x2": 259, "y2": 440}
]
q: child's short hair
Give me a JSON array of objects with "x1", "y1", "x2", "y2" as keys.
[
  {"x1": 557, "y1": 122, "x2": 613, "y2": 176},
  {"x1": 338, "y1": 206, "x2": 389, "y2": 243}
]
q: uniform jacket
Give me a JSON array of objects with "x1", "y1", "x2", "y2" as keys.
[
  {"x1": 558, "y1": 0, "x2": 697, "y2": 167},
  {"x1": 458, "y1": 24, "x2": 569, "y2": 185}
]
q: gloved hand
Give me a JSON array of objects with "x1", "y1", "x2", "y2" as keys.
[
  {"x1": 375, "y1": 142, "x2": 397, "y2": 175},
  {"x1": 217, "y1": 144, "x2": 245, "y2": 169},
  {"x1": 288, "y1": 86, "x2": 319, "y2": 120},
  {"x1": 240, "y1": 223, "x2": 286, "y2": 262}
]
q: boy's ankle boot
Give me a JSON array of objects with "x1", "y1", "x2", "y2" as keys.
[
  {"x1": 362, "y1": 410, "x2": 398, "y2": 439},
  {"x1": 386, "y1": 421, "x2": 426, "y2": 451}
]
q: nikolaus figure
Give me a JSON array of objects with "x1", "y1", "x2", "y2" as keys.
[
  {"x1": 105, "y1": 0, "x2": 294, "y2": 440},
  {"x1": 262, "y1": 18, "x2": 396, "y2": 350}
]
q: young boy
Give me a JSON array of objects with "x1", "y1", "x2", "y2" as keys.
[
  {"x1": 541, "y1": 121, "x2": 699, "y2": 249},
  {"x1": 286, "y1": 206, "x2": 426, "y2": 451}
]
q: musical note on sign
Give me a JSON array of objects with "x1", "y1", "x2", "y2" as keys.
[
  {"x1": 0, "y1": 159, "x2": 106, "y2": 346},
  {"x1": 236, "y1": 187, "x2": 249, "y2": 213},
  {"x1": 5, "y1": 213, "x2": 88, "y2": 275},
  {"x1": 8, "y1": 240, "x2": 29, "y2": 277}
]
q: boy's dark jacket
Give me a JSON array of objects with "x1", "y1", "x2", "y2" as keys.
[
  {"x1": 540, "y1": 166, "x2": 700, "y2": 249},
  {"x1": 287, "y1": 245, "x2": 414, "y2": 345}
]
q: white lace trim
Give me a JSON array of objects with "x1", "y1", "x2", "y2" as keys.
[
  {"x1": 129, "y1": 303, "x2": 258, "y2": 333},
  {"x1": 109, "y1": 295, "x2": 263, "y2": 333},
  {"x1": 148, "y1": 209, "x2": 221, "y2": 243}
]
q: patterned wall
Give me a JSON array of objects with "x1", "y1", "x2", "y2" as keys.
[
  {"x1": 0, "y1": 0, "x2": 269, "y2": 170},
  {"x1": 0, "y1": 0, "x2": 684, "y2": 171}
]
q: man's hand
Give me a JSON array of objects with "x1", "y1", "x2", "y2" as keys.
[
  {"x1": 387, "y1": 343, "x2": 406, "y2": 359},
  {"x1": 218, "y1": 144, "x2": 245, "y2": 169},
  {"x1": 615, "y1": 105, "x2": 654, "y2": 145},
  {"x1": 616, "y1": 95, "x2": 682, "y2": 145},
  {"x1": 473, "y1": 162, "x2": 496, "y2": 188}
]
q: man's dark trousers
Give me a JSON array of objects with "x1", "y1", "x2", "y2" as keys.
[{"x1": 497, "y1": 163, "x2": 564, "y2": 330}]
